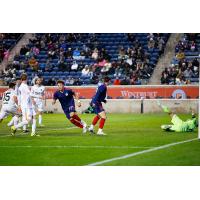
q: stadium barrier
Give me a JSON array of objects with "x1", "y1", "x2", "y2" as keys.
[
  {"x1": 44, "y1": 99, "x2": 199, "y2": 114},
  {"x1": 0, "y1": 85, "x2": 199, "y2": 99}
]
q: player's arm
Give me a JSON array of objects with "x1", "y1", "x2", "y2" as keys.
[
  {"x1": 190, "y1": 107, "x2": 196, "y2": 118},
  {"x1": 73, "y1": 92, "x2": 81, "y2": 107},
  {"x1": 13, "y1": 95, "x2": 21, "y2": 112},
  {"x1": 30, "y1": 87, "x2": 37, "y2": 105}
]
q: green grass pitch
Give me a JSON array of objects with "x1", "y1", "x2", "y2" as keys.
[{"x1": 0, "y1": 113, "x2": 199, "y2": 166}]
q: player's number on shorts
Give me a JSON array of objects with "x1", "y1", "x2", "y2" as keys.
[{"x1": 2, "y1": 92, "x2": 11, "y2": 102}]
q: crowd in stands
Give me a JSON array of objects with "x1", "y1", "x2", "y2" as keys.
[
  {"x1": 0, "y1": 33, "x2": 169, "y2": 86},
  {"x1": 0, "y1": 33, "x2": 22, "y2": 62},
  {"x1": 161, "y1": 33, "x2": 199, "y2": 85}
]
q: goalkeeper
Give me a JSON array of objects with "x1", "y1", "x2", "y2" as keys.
[{"x1": 157, "y1": 101, "x2": 198, "y2": 132}]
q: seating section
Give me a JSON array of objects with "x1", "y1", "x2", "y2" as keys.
[
  {"x1": 161, "y1": 33, "x2": 199, "y2": 85},
  {"x1": 0, "y1": 33, "x2": 22, "y2": 62},
  {"x1": 3, "y1": 33, "x2": 170, "y2": 86}
]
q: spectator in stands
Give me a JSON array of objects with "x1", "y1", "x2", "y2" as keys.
[
  {"x1": 148, "y1": 38, "x2": 155, "y2": 49},
  {"x1": 65, "y1": 48, "x2": 73, "y2": 59},
  {"x1": 113, "y1": 77, "x2": 121, "y2": 85},
  {"x1": 48, "y1": 77, "x2": 56, "y2": 86},
  {"x1": 73, "y1": 48, "x2": 81, "y2": 59},
  {"x1": 81, "y1": 65, "x2": 90, "y2": 77},
  {"x1": 118, "y1": 47, "x2": 126, "y2": 59},
  {"x1": 183, "y1": 67, "x2": 194, "y2": 79},
  {"x1": 91, "y1": 48, "x2": 98, "y2": 60},
  {"x1": 28, "y1": 56, "x2": 38, "y2": 71},
  {"x1": 190, "y1": 41, "x2": 196, "y2": 51},
  {"x1": 161, "y1": 72, "x2": 170, "y2": 85},
  {"x1": 71, "y1": 61, "x2": 78, "y2": 71},
  {"x1": 176, "y1": 50, "x2": 185, "y2": 60},
  {"x1": 57, "y1": 55, "x2": 66, "y2": 71},
  {"x1": 20, "y1": 45, "x2": 29, "y2": 55},
  {"x1": 45, "y1": 59, "x2": 54, "y2": 72},
  {"x1": 32, "y1": 46, "x2": 40, "y2": 56}
]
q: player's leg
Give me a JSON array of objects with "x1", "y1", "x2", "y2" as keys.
[
  {"x1": 0, "y1": 109, "x2": 8, "y2": 123},
  {"x1": 97, "y1": 111, "x2": 107, "y2": 135},
  {"x1": 161, "y1": 124, "x2": 174, "y2": 132},
  {"x1": 88, "y1": 114, "x2": 100, "y2": 133},
  {"x1": 68, "y1": 112, "x2": 89, "y2": 133},
  {"x1": 11, "y1": 108, "x2": 29, "y2": 135},
  {"x1": 38, "y1": 102, "x2": 44, "y2": 127},
  {"x1": 30, "y1": 108, "x2": 39, "y2": 137},
  {"x1": 7, "y1": 117, "x2": 15, "y2": 127}
]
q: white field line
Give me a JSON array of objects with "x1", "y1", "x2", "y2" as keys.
[
  {"x1": 87, "y1": 138, "x2": 198, "y2": 166},
  {"x1": 0, "y1": 127, "x2": 77, "y2": 137},
  {"x1": 0, "y1": 145, "x2": 155, "y2": 149}
]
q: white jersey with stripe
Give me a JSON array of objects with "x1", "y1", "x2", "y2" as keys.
[
  {"x1": 18, "y1": 82, "x2": 32, "y2": 108},
  {"x1": 30, "y1": 85, "x2": 45, "y2": 103},
  {"x1": 2, "y1": 89, "x2": 18, "y2": 109}
]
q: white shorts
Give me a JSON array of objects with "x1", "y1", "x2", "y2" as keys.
[
  {"x1": 0, "y1": 106, "x2": 19, "y2": 120},
  {"x1": 34, "y1": 101, "x2": 44, "y2": 112},
  {"x1": 21, "y1": 107, "x2": 36, "y2": 120}
]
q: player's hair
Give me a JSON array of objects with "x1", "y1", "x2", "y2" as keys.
[
  {"x1": 21, "y1": 73, "x2": 27, "y2": 81},
  {"x1": 104, "y1": 77, "x2": 110, "y2": 83},
  {"x1": 16, "y1": 77, "x2": 21, "y2": 81},
  {"x1": 9, "y1": 82, "x2": 16, "y2": 88},
  {"x1": 57, "y1": 80, "x2": 65, "y2": 85}
]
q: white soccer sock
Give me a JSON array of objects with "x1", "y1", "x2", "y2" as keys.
[
  {"x1": 15, "y1": 120, "x2": 28, "y2": 129},
  {"x1": 90, "y1": 124, "x2": 94, "y2": 129},
  {"x1": 32, "y1": 118, "x2": 36, "y2": 133},
  {"x1": 7, "y1": 117, "x2": 15, "y2": 126},
  {"x1": 13, "y1": 116, "x2": 19, "y2": 127},
  {"x1": 38, "y1": 114, "x2": 42, "y2": 125}
]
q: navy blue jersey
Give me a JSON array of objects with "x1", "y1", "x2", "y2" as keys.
[
  {"x1": 91, "y1": 83, "x2": 107, "y2": 104},
  {"x1": 53, "y1": 89, "x2": 75, "y2": 111}
]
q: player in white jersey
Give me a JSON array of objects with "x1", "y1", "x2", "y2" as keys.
[
  {"x1": 30, "y1": 77, "x2": 45, "y2": 127},
  {"x1": 0, "y1": 82, "x2": 20, "y2": 128},
  {"x1": 7, "y1": 77, "x2": 22, "y2": 128},
  {"x1": 11, "y1": 74, "x2": 39, "y2": 136}
]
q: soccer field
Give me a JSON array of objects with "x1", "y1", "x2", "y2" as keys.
[{"x1": 0, "y1": 113, "x2": 199, "y2": 166}]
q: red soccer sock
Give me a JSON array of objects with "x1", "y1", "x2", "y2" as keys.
[
  {"x1": 92, "y1": 115, "x2": 100, "y2": 126},
  {"x1": 72, "y1": 114, "x2": 81, "y2": 122},
  {"x1": 99, "y1": 118, "x2": 106, "y2": 129},
  {"x1": 70, "y1": 118, "x2": 83, "y2": 128}
]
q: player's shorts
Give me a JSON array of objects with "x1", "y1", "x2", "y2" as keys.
[
  {"x1": 0, "y1": 106, "x2": 19, "y2": 120},
  {"x1": 170, "y1": 114, "x2": 188, "y2": 132},
  {"x1": 92, "y1": 102, "x2": 105, "y2": 114},
  {"x1": 63, "y1": 105, "x2": 76, "y2": 119},
  {"x1": 21, "y1": 107, "x2": 36, "y2": 120},
  {"x1": 34, "y1": 101, "x2": 44, "y2": 112}
]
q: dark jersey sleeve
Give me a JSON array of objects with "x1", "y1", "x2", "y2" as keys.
[{"x1": 68, "y1": 89, "x2": 75, "y2": 97}]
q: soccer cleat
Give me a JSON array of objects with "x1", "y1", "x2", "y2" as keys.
[
  {"x1": 81, "y1": 120, "x2": 88, "y2": 134},
  {"x1": 11, "y1": 126, "x2": 17, "y2": 136},
  {"x1": 23, "y1": 130, "x2": 29, "y2": 133},
  {"x1": 88, "y1": 125, "x2": 95, "y2": 134},
  {"x1": 161, "y1": 105, "x2": 170, "y2": 113},
  {"x1": 82, "y1": 126, "x2": 88, "y2": 134},
  {"x1": 97, "y1": 130, "x2": 107, "y2": 136},
  {"x1": 31, "y1": 132, "x2": 40, "y2": 137}
]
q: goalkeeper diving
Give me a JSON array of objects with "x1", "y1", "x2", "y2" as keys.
[{"x1": 157, "y1": 101, "x2": 198, "y2": 132}]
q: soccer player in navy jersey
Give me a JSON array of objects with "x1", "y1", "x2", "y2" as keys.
[
  {"x1": 52, "y1": 80, "x2": 87, "y2": 133},
  {"x1": 88, "y1": 77, "x2": 110, "y2": 135}
]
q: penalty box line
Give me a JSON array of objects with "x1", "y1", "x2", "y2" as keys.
[{"x1": 87, "y1": 138, "x2": 199, "y2": 166}]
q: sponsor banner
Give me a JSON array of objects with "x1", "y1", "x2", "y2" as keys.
[{"x1": 0, "y1": 86, "x2": 199, "y2": 99}]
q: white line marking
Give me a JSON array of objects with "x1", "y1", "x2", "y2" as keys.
[
  {"x1": 0, "y1": 145, "x2": 154, "y2": 149},
  {"x1": 87, "y1": 138, "x2": 198, "y2": 166},
  {"x1": 0, "y1": 127, "x2": 77, "y2": 137}
]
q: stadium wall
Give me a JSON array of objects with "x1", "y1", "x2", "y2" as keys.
[{"x1": 45, "y1": 99, "x2": 199, "y2": 114}]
